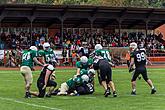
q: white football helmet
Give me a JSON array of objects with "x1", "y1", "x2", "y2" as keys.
[
  {"x1": 81, "y1": 74, "x2": 89, "y2": 83},
  {"x1": 88, "y1": 69, "x2": 95, "y2": 75},
  {"x1": 95, "y1": 44, "x2": 103, "y2": 50},
  {"x1": 29, "y1": 46, "x2": 38, "y2": 51},
  {"x1": 43, "y1": 42, "x2": 50, "y2": 50},
  {"x1": 80, "y1": 56, "x2": 88, "y2": 64},
  {"x1": 129, "y1": 42, "x2": 137, "y2": 51}
]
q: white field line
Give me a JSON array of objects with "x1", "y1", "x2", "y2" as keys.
[{"x1": 0, "y1": 97, "x2": 62, "y2": 110}]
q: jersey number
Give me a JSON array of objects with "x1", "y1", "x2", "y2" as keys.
[
  {"x1": 22, "y1": 52, "x2": 30, "y2": 61},
  {"x1": 136, "y1": 52, "x2": 145, "y2": 62}
]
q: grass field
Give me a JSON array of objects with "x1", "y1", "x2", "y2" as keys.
[{"x1": 0, "y1": 67, "x2": 165, "y2": 110}]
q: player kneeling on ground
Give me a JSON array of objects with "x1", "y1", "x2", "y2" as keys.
[
  {"x1": 30, "y1": 64, "x2": 57, "y2": 98},
  {"x1": 93, "y1": 57, "x2": 117, "y2": 97}
]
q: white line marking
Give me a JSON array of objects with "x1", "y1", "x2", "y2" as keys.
[{"x1": 0, "y1": 97, "x2": 62, "y2": 110}]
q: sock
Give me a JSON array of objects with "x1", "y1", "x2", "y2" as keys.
[
  {"x1": 151, "y1": 86, "x2": 155, "y2": 89},
  {"x1": 132, "y1": 89, "x2": 136, "y2": 92}
]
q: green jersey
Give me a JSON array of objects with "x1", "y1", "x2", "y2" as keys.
[
  {"x1": 76, "y1": 58, "x2": 93, "y2": 70},
  {"x1": 39, "y1": 48, "x2": 56, "y2": 63},
  {"x1": 95, "y1": 49, "x2": 111, "y2": 62},
  {"x1": 21, "y1": 50, "x2": 37, "y2": 69},
  {"x1": 80, "y1": 69, "x2": 88, "y2": 75},
  {"x1": 66, "y1": 76, "x2": 83, "y2": 89}
]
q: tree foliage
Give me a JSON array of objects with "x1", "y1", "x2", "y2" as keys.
[{"x1": 1, "y1": 0, "x2": 165, "y2": 8}]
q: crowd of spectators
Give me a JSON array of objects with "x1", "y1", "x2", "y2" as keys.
[{"x1": 0, "y1": 30, "x2": 165, "y2": 64}]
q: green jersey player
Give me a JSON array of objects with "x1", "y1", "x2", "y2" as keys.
[
  {"x1": 57, "y1": 74, "x2": 89, "y2": 96},
  {"x1": 20, "y1": 46, "x2": 44, "y2": 98},
  {"x1": 76, "y1": 56, "x2": 93, "y2": 75},
  {"x1": 40, "y1": 42, "x2": 58, "y2": 65}
]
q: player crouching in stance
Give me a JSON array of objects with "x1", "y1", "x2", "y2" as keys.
[
  {"x1": 129, "y1": 42, "x2": 156, "y2": 95},
  {"x1": 30, "y1": 64, "x2": 57, "y2": 98},
  {"x1": 93, "y1": 57, "x2": 117, "y2": 97}
]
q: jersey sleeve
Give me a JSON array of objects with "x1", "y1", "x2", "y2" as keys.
[
  {"x1": 105, "y1": 50, "x2": 111, "y2": 62},
  {"x1": 76, "y1": 61, "x2": 81, "y2": 68},
  {"x1": 31, "y1": 50, "x2": 37, "y2": 59},
  {"x1": 88, "y1": 58, "x2": 93, "y2": 66},
  {"x1": 38, "y1": 50, "x2": 44, "y2": 56},
  {"x1": 130, "y1": 52, "x2": 134, "y2": 58}
]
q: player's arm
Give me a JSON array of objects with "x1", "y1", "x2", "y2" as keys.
[
  {"x1": 76, "y1": 68, "x2": 81, "y2": 75},
  {"x1": 42, "y1": 69, "x2": 52, "y2": 90},
  {"x1": 33, "y1": 57, "x2": 44, "y2": 67},
  {"x1": 146, "y1": 55, "x2": 152, "y2": 65},
  {"x1": 42, "y1": 56, "x2": 46, "y2": 64},
  {"x1": 89, "y1": 50, "x2": 95, "y2": 58},
  {"x1": 129, "y1": 57, "x2": 134, "y2": 72},
  {"x1": 76, "y1": 61, "x2": 81, "y2": 75}
]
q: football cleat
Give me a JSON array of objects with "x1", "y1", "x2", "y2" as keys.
[
  {"x1": 107, "y1": 87, "x2": 111, "y2": 95},
  {"x1": 113, "y1": 91, "x2": 117, "y2": 97},
  {"x1": 131, "y1": 91, "x2": 136, "y2": 95},
  {"x1": 25, "y1": 92, "x2": 31, "y2": 98},
  {"x1": 104, "y1": 89, "x2": 110, "y2": 97},
  {"x1": 46, "y1": 94, "x2": 51, "y2": 98},
  {"x1": 151, "y1": 88, "x2": 156, "y2": 94}
]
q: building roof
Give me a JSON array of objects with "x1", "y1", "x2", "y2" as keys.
[{"x1": 0, "y1": 4, "x2": 165, "y2": 29}]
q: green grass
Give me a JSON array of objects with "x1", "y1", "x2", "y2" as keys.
[{"x1": 0, "y1": 68, "x2": 165, "y2": 110}]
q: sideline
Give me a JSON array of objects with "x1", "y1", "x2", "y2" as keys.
[{"x1": 0, "y1": 97, "x2": 62, "y2": 110}]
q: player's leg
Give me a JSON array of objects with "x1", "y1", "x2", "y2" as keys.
[
  {"x1": 57, "y1": 82, "x2": 69, "y2": 95},
  {"x1": 141, "y1": 69, "x2": 156, "y2": 94},
  {"x1": 35, "y1": 81, "x2": 46, "y2": 98},
  {"x1": 100, "y1": 67, "x2": 112, "y2": 97},
  {"x1": 131, "y1": 70, "x2": 140, "y2": 95},
  {"x1": 25, "y1": 68, "x2": 33, "y2": 98},
  {"x1": 46, "y1": 80, "x2": 57, "y2": 97},
  {"x1": 20, "y1": 66, "x2": 32, "y2": 98},
  {"x1": 107, "y1": 68, "x2": 117, "y2": 97}
]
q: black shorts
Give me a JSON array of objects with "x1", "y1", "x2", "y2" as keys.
[
  {"x1": 99, "y1": 60, "x2": 112, "y2": 82},
  {"x1": 131, "y1": 67, "x2": 148, "y2": 81},
  {"x1": 37, "y1": 80, "x2": 57, "y2": 98}
]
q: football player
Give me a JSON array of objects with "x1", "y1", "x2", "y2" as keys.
[
  {"x1": 75, "y1": 69, "x2": 95, "y2": 95},
  {"x1": 129, "y1": 42, "x2": 156, "y2": 95},
  {"x1": 57, "y1": 74, "x2": 89, "y2": 96},
  {"x1": 30, "y1": 64, "x2": 57, "y2": 98},
  {"x1": 93, "y1": 57, "x2": 117, "y2": 97},
  {"x1": 40, "y1": 42, "x2": 58, "y2": 66},
  {"x1": 76, "y1": 56, "x2": 93, "y2": 75},
  {"x1": 20, "y1": 46, "x2": 44, "y2": 98},
  {"x1": 93, "y1": 44, "x2": 115, "y2": 96}
]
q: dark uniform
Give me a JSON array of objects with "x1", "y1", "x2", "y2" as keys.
[
  {"x1": 76, "y1": 70, "x2": 95, "y2": 95},
  {"x1": 93, "y1": 58, "x2": 112, "y2": 83},
  {"x1": 131, "y1": 48, "x2": 148, "y2": 81},
  {"x1": 37, "y1": 65, "x2": 57, "y2": 97}
]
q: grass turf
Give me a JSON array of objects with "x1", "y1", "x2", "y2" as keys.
[{"x1": 0, "y1": 68, "x2": 164, "y2": 110}]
